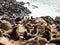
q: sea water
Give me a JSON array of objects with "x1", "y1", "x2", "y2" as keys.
[{"x1": 16, "y1": 0, "x2": 60, "y2": 19}]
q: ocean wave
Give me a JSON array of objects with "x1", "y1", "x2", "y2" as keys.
[{"x1": 16, "y1": 0, "x2": 60, "y2": 18}]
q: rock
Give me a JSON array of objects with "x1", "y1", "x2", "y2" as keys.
[
  {"x1": 55, "y1": 16, "x2": 60, "y2": 24},
  {"x1": 19, "y1": 1, "x2": 25, "y2": 5},
  {"x1": 0, "y1": 0, "x2": 31, "y2": 19}
]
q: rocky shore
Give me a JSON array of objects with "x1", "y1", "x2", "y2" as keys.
[{"x1": 0, "y1": 0, "x2": 60, "y2": 45}]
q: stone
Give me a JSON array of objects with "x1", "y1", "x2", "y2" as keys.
[{"x1": 55, "y1": 16, "x2": 60, "y2": 24}]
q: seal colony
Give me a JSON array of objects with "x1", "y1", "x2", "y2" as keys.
[{"x1": 0, "y1": 0, "x2": 60, "y2": 45}]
